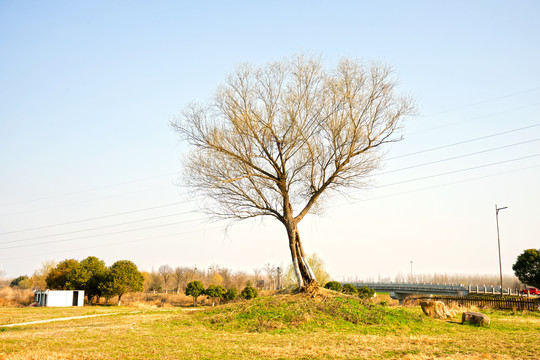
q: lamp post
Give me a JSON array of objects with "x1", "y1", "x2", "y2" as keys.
[{"x1": 495, "y1": 205, "x2": 508, "y2": 295}]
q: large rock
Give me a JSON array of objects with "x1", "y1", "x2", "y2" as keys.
[
  {"x1": 420, "y1": 300, "x2": 452, "y2": 319},
  {"x1": 462, "y1": 311, "x2": 490, "y2": 326}
]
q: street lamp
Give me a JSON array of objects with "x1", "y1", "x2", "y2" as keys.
[
  {"x1": 495, "y1": 205, "x2": 508, "y2": 295},
  {"x1": 410, "y1": 261, "x2": 413, "y2": 282}
]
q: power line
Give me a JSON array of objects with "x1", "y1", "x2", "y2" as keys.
[
  {"x1": 2, "y1": 118, "x2": 537, "y2": 220},
  {"x1": 0, "y1": 183, "x2": 185, "y2": 217},
  {"x1": 378, "y1": 153, "x2": 540, "y2": 188},
  {"x1": 7, "y1": 163, "x2": 540, "y2": 258},
  {"x1": 0, "y1": 172, "x2": 177, "y2": 208},
  {"x1": 377, "y1": 138, "x2": 540, "y2": 176},
  {"x1": 0, "y1": 201, "x2": 189, "y2": 235},
  {"x1": 0, "y1": 212, "x2": 205, "y2": 245},
  {"x1": 0, "y1": 225, "x2": 226, "y2": 262},
  {"x1": 421, "y1": 86, "x2": 540, "y2": 117},
  {"x1": 1, "y1": 122, "x2": 539, "y2": 242},
  {"x1": 389, "y1": 122, "x2": 540, "y2": 160},
  {"x1": 2, "y1": 119, "x2": 537, "y2": 218},
  {"x1": 2, "y1": 155, "x2": 539, "y2": 251},
  {"x1": 5, "y1": 154, "x2": 539, "y2": 250},
  {"x1": 2, "y1": 132, "x2": 538, "y2": 239},
  {"x1": 410, "y1": 102, "x2": 540, "y2": 135},
  {"x1": 357, "y1": 164, "x2": 540, "y2": 203},
  {"x1": 0, "y1": 218, "x2": 210, "y2": 250}
]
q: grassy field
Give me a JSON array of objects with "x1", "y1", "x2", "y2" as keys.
[{"x1": 1, "y1": 292, "x2": 539, "y2": 359}]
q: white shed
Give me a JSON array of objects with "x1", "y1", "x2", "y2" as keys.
[{"x1": 34, "y1": 290, "x2": 84, "y2": 307}]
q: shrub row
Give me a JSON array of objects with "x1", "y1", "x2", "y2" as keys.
[
  {"x1": 185, "y1": 281, "x2": 258, "y2": 306},
  {"x1": 324, "y1": 281, "x2": 376, "y2": 299}
]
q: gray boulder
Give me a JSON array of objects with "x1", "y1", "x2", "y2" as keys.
[{"x1": 462, "y1": 311, "x2": 490, "y2": 326}]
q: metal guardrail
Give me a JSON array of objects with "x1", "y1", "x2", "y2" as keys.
[
  {"x1": 346, "y1": 282, "x2": 534, "y2": 303},
  {"x1": 349, "y1": 282, "x2": 467, "y2": 292}
]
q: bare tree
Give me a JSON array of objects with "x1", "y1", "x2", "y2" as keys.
[
  {"x1": 185, "y1": 267, "x2": 201, "y2": 284},
  {"x1": 0, "y1": 269, "x2": 6, "y2": 287},
  {"x1": 172, "y1": 55, "x2": 414, "y2": 288},
  {"x1": 31, "y1": 260, "x2": 57, "y2": 290},
  {"x1": 253, "y1": 268, "x2": 263, "y2": 288},
  {"x1": 232, "y1": 271, "x2": 249, "y2": 289},
  {"x1": 263, "y1": 263, "x2": 276, "y2": 290},
  {"x1": 218, "y1": 267, "x2": 233, "y2": 288},
  {"x1": 158, "y1": 265, "x2": 173, "y2": 293},
  {"x1": 172, "y1": 267, "x2": 189, "y2": 293}
]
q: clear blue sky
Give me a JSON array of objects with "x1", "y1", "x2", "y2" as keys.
[{"x1": 1, "y1": 1, "x2": 539, "y2": 282}]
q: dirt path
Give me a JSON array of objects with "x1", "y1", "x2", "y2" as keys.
[
  {"x1": 0, "y1": 307, "x2": 205, "y2": 328},
  {"x1": 0, "y1": 311, "x2": 138, "y2": 328}
]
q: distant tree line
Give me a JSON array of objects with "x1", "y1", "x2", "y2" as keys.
[{"x1": 143, "y1": 262, "x2": 293, "y2": 294}]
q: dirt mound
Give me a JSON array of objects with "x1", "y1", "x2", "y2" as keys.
[{"x1": 193, "y1": 287, "x2": 419, "y2": 332}]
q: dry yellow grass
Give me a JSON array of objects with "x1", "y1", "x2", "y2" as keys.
[{"x1": 0, "y1": 288, "x2": 33, "y2": 307}]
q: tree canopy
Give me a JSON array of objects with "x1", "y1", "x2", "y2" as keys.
[
  {"x1": 512, "y1": 248, "x2": 540, "y2": 288},
  {"x1": 46, "y1": 259, "x2": 81, "y2": 290},
  {"x1": 205, "y1": 284, "x2": 226, "y2": 306},
  {"x1": 100, "y1": 260, "x2": 144, "y2": 305},
  {"x1": 173, "y1": 55, "x2": 415, "y2": 288},
  {"x1": 185, "y1": 280, "x2": 205, "y2": 305},
  {"x1": 79, "y1": 256, "x2": 108, "y2": 303}
]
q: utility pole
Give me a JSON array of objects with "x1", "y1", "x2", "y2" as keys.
[
  {"x1": 410, "y1": 261, "x2": 413, "y2": 282},
  {"x1": 496, "y1": 205, "x2": 508, "y2": 296}
]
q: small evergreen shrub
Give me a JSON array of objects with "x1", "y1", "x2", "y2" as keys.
[
  {"x1": 223, "y1": 288, "x2": 238, "y2": 302},
  {"x1": 240, "y1": 285, "x2": 258, "y2": 300},
  {"x1": 205, "y1": 284, "x2": 226, "y2": 306},
  {"x1": 205, "y1": 284, "x2": 226, "y2": 298},
  {"x1": 185, "y1": 281, "x2": 205, "y2": 305},
  {"x1": 358, "y1": 285, "x2": 376, "y2": 299},
  {"x1": 342, "y1": 283, "x2": 358, "y2": 294},
  {"x1": 324, "y1": 281, "x2": 342, "y2": 292}
]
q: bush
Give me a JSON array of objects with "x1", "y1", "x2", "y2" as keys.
[
  {"x1": 240, "y1": 285, "x2": 258, "y2": 300},
  {"x1": 10, "y1": 275, "x2": 29, "y2": 288},
  {"x1": 342, "y1": 283, "x2": 358, "y2": 294},
  {"x1": 358, "y1": 285, "x2": 376, "y2": 299},
  {"x1": 223, "y1": 288, "x2": 238, "y2": 302},
  {"x1": 185, "y1": 281, "x2": 205, "y2": 305},
  {"x1": 324, "y1": 281, "x2": 342, "y2": 292},
  {"x1": 205, "y1": 285, "x2": 226, "y2": 306}
]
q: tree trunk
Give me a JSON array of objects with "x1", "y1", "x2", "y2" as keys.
[{"x1": 285, "y1": 222, "x2": 316, "y2": 289}]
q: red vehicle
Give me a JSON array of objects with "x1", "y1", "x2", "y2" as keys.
[{"x1": 521, "y1": 288, "x2": 540, "y2": 295}]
